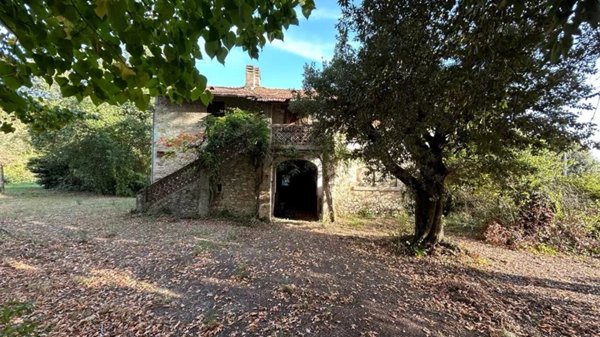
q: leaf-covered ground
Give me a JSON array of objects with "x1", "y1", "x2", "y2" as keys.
[{"x1": 1, "y1": 186, "x2": 598, "y2": 337}]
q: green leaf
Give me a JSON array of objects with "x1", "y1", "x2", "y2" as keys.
[
  {"x1": 189, "y1": 75, "x2": 208, "y2": 102},
  {"x1": 0, "y1": 122, "x2": 16, "y2": 133},
  {"x1": 95, "y1": 0, "x2": 109, "y2": 18},
  {"x1": 0, "y1": 60, "x2": 15, "y2": 76},
  {"x1": 301, "y1": 0, "x2": 315, "y2": 19},
  {"x1": 205, "y1": 40, "x2": 220, "y2": 58},
  {"x1": 61, "y1": 85, "x2": 80, "y2": 97},
  {"x1": 224, "y1": 31, "x2": 237, "y2": 49},
  {"x1": 199, "y1": 90, "x2": 213, "y2": 106},
  {"x1": 216, "y1": 47, "x2": 228, "y2": 64},
  {"x1": 3, "y1": 75, "x2": 22, "y2": 90}
]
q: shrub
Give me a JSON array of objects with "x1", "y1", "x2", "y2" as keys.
[
  {"x1": 450, "y1": 149, "x2": 600, "y2": 255},
  {"x1": 0, "y1": 113, "x2": 37, "y2": 184},
  {"x1": 3, "y1": 163, "x2": 36, "y2": 184},
  {"x1": 199, "y1": 108, "x2": 270, "y2": 173},
  {"x1": 28, "y1": 102, "x2": 151, "y2": 196}
]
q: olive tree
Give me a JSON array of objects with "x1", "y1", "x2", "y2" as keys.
[{"x1": 302, "y1": 0, "x2": 600, "y2": 247}]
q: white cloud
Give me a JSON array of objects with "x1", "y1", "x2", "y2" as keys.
[
  {"x1": 295, "y1": 6, "x2": 341, "y2": 21},
  {"x1": 309, "y1": 7, "x2": 341, "y2": 21},
  {"x1": 269, "y1": 37, "x2": 334, "y2": 62}
]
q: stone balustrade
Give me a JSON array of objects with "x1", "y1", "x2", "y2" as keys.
[{"x1": 271, "y1": 124, "x2": 316, "y2": 150}]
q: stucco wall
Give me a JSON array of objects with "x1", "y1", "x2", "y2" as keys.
[{"x1": 152, "y1": 99, "x2": 207, "y2": 181}]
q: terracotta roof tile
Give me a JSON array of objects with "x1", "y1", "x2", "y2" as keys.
[{"x1": 208, "y1": 85, "x2": 300, "y2": 102}]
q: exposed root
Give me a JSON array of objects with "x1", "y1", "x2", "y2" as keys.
[{"x1": 386, "y1": 235, "x2": 464, "y2": 257}]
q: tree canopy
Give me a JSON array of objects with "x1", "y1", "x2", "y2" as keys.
[
  {"x1": 502, "y1": 0, "x2": 600, "y2": 61},
  {"x1": 300, "y1": 0, "x2": 600, "y2": 247},
  {"x1": 0, "y1": 0, "x2": 315, "y2": 132}
]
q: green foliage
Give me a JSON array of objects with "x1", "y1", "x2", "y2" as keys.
[
  {"x1": 0, "y1": 0, "x2": 315, "y2": 132},
  {"x1": 199, "y1": 109, "x2": 270, "y2": 174},
  {"x1": 3, "y1": 163, "x2": 35, "y2": 184},
  {"x1": 0, "y1": 113, "x2": 36, "y2": 183},
  {"x1": 27, "y1": 91, "x2": 151, "y2": 196},
  {"x1": 450, "y1": 149, "x2": 600, "y2": 253},
  {"x1": 301, "y1": 0, "x2": 599, "y2": 244},
  {"x1": 490, "y1": 0, "x2": 600, "y2": 62},
  {"x1": 0, "y1": 301, "x2": 37, "y2": 337}
]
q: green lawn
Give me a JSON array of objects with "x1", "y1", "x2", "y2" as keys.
[
  {"x1": 3, "y1": 183, "x2": 42, "y2": 197},
  {"x1": 0, "y1": 184, "x2": 135, "y2": 219}
]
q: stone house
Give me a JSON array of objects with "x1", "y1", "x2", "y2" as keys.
[{"x1": 136, "y1": 65, "x2": 405, "y2": 221}]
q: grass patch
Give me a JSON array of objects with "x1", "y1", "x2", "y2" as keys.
[
  {"x1": 2, "y1": 183, "x2": 43, "y2": 197},
  {"x1": 193, "y1": 239, "x2": 222, "y2": 255},
  {"x1": 0, "y1": 187, "x2": 135, "y2": 220},
  {"x1": 527, "y1": 243, "x2": 559, "y2": 256},
  {"x1": 201, "y1": 308, "x2": 222, "y2": 332},
  {"x1": 232, "y1": 261, "x2": 251, "y2": 281},
  {"x1": 4, "y1": 182, "x2": 41, "y2": 190}
]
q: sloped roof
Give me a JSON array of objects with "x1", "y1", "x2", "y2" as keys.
[{"x1": 208, "y1": 85, "x2": 300, "y2": 102}]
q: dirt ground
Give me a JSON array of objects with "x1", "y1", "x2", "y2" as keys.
[{"x1": 1, "y1": 187, "x2": 599, "y2": 337}]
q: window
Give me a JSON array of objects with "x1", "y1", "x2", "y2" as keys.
[
  {"x1": 207, "y1": 101, "x2": 225, "y2": 116},
  {"x1": 357, "y1": 168, "x2": 399, "y2": 188}
]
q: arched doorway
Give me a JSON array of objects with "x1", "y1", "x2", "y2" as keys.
[{"x1": 274, "y1": 160, "x2": 319, "y2": 220}]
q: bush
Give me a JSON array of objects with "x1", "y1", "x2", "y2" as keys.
[
  {"x1": 28, "y1": 101, "x2": 151, "y2": 196},
  {"x1": 3, "y1": 163, "x2": 36, "y2": 184},
  {"x1": 0, "y1": 113, "x2": 37, "y2": 184},
  {"x1": 199, "y1": 108, "x2": 270, "y2": 172},
  {"x1": 449, "y1": 149, "x2": 600, "y2": 255}
]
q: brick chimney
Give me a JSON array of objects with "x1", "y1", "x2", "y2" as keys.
[{"x1": 244, "y1": 65, "x2": 260, "y2": 88}]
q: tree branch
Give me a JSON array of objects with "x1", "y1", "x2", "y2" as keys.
[{"x1": 382, "y1": 154, "x2": 419, "y2": 190}]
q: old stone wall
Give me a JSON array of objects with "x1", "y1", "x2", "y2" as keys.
[
  {"x1": 152, "y1": 97, "x2": 273, "y2": 182},
  {"x1": 332, "y1": 160, "x2": 406, "y2": 217},
  {"x1": 211, "y1": 156, "x2": 259, "y2": 217},
  {"x1": 153, "y1": 99, "x2": 207, "y2": 181},
  {"x1": 142, "y1": 173, "x2": 210, "y2": 217}
]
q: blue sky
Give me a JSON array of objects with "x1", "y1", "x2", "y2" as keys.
[
  {"x1": 196, "y1": 0, "x2": 341, "y2": 89},
  {"x1": 195, "y1": 1, "x2": 599, "y2": 157}
]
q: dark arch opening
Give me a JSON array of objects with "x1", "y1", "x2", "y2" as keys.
[{"x1": 274, "y1": 160, "x2": 318, "y2": 221}]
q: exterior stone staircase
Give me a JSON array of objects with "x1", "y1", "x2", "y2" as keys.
[
  {"x1": 136, "y1": 124, "x2": 316, "y2": 217},
  {"x1": 136, "y1": 159, "x2": 209, "y2": 216}
]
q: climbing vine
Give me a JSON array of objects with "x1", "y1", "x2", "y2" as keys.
[
  {"x1": 198, "y1": 109, "x2": 270, "y2": 215},
  {"x1": 199, "y1": 108, "x2": 269, "y2": 174}
]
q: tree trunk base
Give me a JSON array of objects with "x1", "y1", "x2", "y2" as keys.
[{"x1": 390, "y1": 235, "x2": 462, "y2": 257}]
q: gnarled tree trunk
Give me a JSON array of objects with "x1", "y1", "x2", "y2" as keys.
[{"x1": 413, "y1": 180, "x2": 445, "y2": 246}]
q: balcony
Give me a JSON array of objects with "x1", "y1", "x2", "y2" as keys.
[{"x1": 271, "y1": 124, "x2": 316, "y2": 150}]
